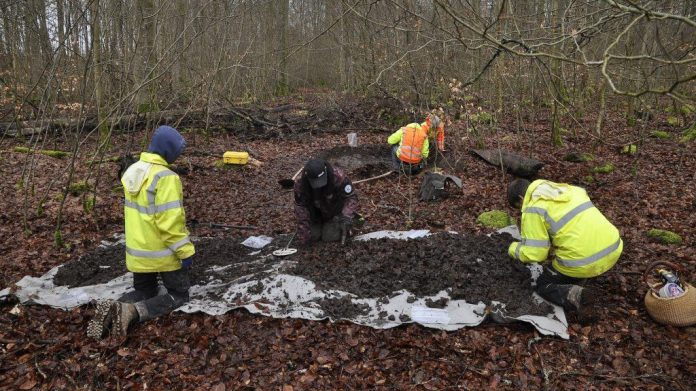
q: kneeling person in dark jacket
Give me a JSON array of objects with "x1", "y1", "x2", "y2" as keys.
[{"x1": 294, "y1": 159, "x2": 359, "y2": 245}]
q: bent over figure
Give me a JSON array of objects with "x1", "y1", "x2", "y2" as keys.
[
  {"x1": 88, "y1": 125, "x2": 195, "y2": 338},
  {"x1": 507, "y1": 179, "x2": 623, "y2": 315},
  {"x1": 294, "y1": 159, "x2": 359, "y2": 246}
]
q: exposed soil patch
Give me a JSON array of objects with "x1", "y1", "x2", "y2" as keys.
[
  {"x1": 293, "y1": 233, "x2": 554, "y2": 317},
  {"x1": 53, "y1": 237, "x2": 272, "y2": 287},
  {"x1": 52, "y1": 232, "x2": 548, "y2": 318},
  {"x1": 316, "y1": 296, "x2": 371, "y2": 319},
  {"x1": 316, "y1": 144, "x2": 392, "y2": 180}
]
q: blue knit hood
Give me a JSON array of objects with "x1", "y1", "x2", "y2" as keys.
[{"x1": 147, "y1": 125, "x2": 186, "y2": 164}]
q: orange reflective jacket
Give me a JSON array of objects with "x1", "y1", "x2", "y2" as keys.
[
  {"x1": 423, "y1": 120, "x2": 445, "y2": 151},
  {"x1": 398, "y1": 124, "x2": 428, "y2": 163}
]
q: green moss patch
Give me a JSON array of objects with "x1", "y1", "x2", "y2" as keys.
[
  {"x1": 650, "y1": 131, "x2": 671, "y2": 139},
  {"x1": 471, "y1": 112, "x2": 494, "y2": 124},
  {"x1": 646, "y1": 229, "x2": 683, "y2": 245},
  {"x1": 680, "y1": 126, "x2": 696, "y2": 143},
  {"x1": 592, "y1": 163, "x2": 615, "y2": 174},
  {"x1": 68, "y1": 180, "x2": 92, "y2": 196},
  {"x1": 14, "y1": 146, "x2": 70, "y2": 158},
  {"x1": 476, "y1": 210, "x2": 514, "y2": 229},
  {"x1": 666, "y1": 116, "x2": 680, "y2": 127},
  {"x1": 621, "y1": 144, "x2": 637, "y2": 155},
  {"x1": 564, "y1": 152, "x2": 594, "y2": 163},
  {"x1": 679, "y1": 104, "x2": 694, "y2": 115}
]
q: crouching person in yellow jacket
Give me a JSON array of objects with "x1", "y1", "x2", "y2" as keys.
[
  {"x1": 507, "y1": 179, "x2": 623, "y2": 316},
  {"x1": 88, "y1": 126, "x2": 195, "y2": 339}
]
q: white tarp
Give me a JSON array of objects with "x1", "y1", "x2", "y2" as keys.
[{"x1": 0, "y1": 227, "x2": 569, "y2": 339}]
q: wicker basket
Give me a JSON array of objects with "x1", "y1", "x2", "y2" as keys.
[{"x1": 643, "y1": 261, "x2": 696, "y2": 327}]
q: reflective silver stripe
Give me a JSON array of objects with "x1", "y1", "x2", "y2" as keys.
[
  {"x1": 524, "y1": 202, "x2": 595, "y2": 235},
  {"x1": 154, "y1": 200, "x2": 183, "y2": 213},
  {"x1": 168, "y1": 236, "x2": 191, "y2": 252},
  {"x1": 514, "y1": 242, "x2": 521, "y2": 260},
  {"x1": 523, "y1": 207, "x2": 549, "y2": 220},
  {"x1": 126, "y1": 246, "x2": 174, "y2": 258},
  {"x1": 146, "y1": 169, "x2": 177, "y2": 206},
  {"x1": 125, "y1": 199, "x2": 183, "y2": 215},
  {"x1": 124, "y1": 199, "x2": 150, "y2": 214},
  {"x1": 522, "y1": 238, "x2": 550, "y2": 247},
  {"x1": 556, "y1": 238, "x2": 621, "y2": 268},
  {"x1": 549, "y1": 201, "x2": 594, "y2": 235}
]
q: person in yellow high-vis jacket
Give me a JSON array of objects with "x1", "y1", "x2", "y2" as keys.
[
  {"x1": 507, "y1": 178, "x2": 623, "y2": 315},
  {"x1": 87, "y1": 126, "x2": 195, "y2": 339}
]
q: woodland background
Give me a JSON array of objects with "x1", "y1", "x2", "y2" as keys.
[{"x1": 0, "y1": 1, "x2": 694, "y2": 390}]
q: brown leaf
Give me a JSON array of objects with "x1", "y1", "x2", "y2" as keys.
[
  {"x1": 211, "y1": 383, "x2": 225, "y2": 391},
  {"x1": 612, "y1": 357, "x2": 630, "y2": 376},
  {"x1": 19, "y1": 377, "x2": 37, "y2": 390},
  {"x1": 282, "y1": 386, "x2": 293, "y2": 391},
  {"x1": 316, "y1": 355, "x2": 332, "y2": 365}
]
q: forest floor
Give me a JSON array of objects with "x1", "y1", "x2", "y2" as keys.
[{"x1": 0, "y1": 92, "x2": 694, "y2": 390}]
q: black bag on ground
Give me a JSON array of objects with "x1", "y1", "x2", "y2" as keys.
[
  {"x1": 471, "y1": 149, "x2": 543, "y2": 179},
  {"x1": 419, "y1": 172, "x2": 463, "y2": 201}
]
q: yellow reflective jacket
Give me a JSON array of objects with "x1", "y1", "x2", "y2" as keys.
[
  {"x1": 508, "y1": 180, "x2": 622, "y2": 278},
  {"x1": 122, "y1": 152, "x2": 195, "y2": 273},
  {"x1": 387, "y1": 123, "x2": 430, "y2": 161}
]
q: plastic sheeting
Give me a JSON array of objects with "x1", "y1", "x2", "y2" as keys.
[{"x1": 0, "y1": 227, "x2": 569, "y2": 339}]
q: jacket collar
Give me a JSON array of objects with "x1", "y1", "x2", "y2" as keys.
[{"x1": 139, "y1": 152, "x2": 169, "y2": 167}]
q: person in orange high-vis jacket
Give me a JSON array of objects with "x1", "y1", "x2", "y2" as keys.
[
  {"x1": 388, "y1": 114, "x2": 444, "y2": 174},
  {"x1": 388, "y1": 121, "x2": 429, "y2": 175}
]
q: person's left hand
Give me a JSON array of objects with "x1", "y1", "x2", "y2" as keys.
[{"x1": 181, "y1": 257, "x2": 193, "y2": 270}]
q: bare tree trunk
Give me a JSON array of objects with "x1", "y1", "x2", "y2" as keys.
[
  {"x1": 90, "y1": 0, "x2": 108, "y2": 148},
  {"x1": 276, "y1": 0, "x2": 290, "y2": 96}
]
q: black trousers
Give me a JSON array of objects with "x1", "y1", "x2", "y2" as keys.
[
  {"x1": 119, "y1": 268, "x2": 190, "y2": 321},
  {"x1": 391, "y1": 146, "x2": 423, "y2": 175},
  {"x1": 310, "y1": 220, "x2": 343, "y2": 242},
  {"x1": 535, "y1": 264, "x2": 585, "y2": 309}
]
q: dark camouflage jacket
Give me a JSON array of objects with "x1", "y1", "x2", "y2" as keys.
[{"x1": 294, "y1": 164, "x2": 358, "y2": 244}]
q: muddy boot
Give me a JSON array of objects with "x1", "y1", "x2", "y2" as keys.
[
  {"x1": 111, "y1": 302, "x2": 140, "y2": 337},
  {"x1": 567, "y1": 286, "x2": 598, "y2": 324},
  {"x1": 87, "y1": 300, "x2": 115, "y2": 339}
]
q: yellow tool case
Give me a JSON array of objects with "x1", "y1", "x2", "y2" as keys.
[{"x1": 223, "y1": 151, "x2": 249, "y2": 165}]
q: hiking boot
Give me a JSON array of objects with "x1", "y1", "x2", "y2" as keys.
[
  {"x1": 87, "y1": 300, "x2": 115, "y2": 339},
  {"x1": 111, "y1": 302, "x2": 140, "y2": 337},
  {"x1": 567, "y1": 286, "x2": 599, "y2": 324}
]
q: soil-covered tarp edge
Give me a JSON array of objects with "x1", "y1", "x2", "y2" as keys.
[{"x1": 1, "y1": 228, "x2": 569, "y2": 339}]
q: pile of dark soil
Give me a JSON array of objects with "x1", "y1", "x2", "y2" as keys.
[
  {"x1": 53, "y1": 232, "x2": 551, "y2": 318},
  {"x1": 53, "y1": 237, "x2": 269, "y2": 288},
  {"x1": 293, "y1": 233, "x2": 554, "y2": 317},
  {"x1": 316, "y1": 144, "x2": 392, "y2": 180},
  {"x1": 316, "y1": 296, "x2": 371, "y2": 319}
]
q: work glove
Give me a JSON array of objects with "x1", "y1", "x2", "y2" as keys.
[{"x1": 181, "y1": 257, "x2": 193, "y2": 270}]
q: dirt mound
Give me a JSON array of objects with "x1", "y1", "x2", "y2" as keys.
[
  {"x1": 293, "y1": 233, "x2": 553, "y2": 317},
  {"x1": 53, "y1": 237, "x2": 269, "y2": 288},
  {"x1": 53, "y1": 232, "x2": 551, "y2": 318},
  {"x1": 316, "y1": 144, "x2": 392, "y2": 180}
]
